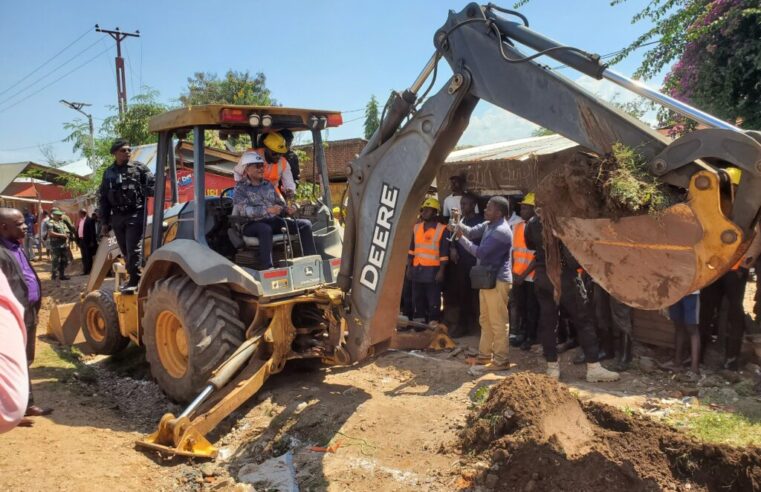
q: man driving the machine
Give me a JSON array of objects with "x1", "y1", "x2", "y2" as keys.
[
  {"x1": 254, "y1": 132, "x2": 297, "y2": 199},
  {"x1": 232, "y1": 151, "x2": 316, "y2": 270}
]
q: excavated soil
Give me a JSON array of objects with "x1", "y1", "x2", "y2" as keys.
[{"x1": 460, "y1": 373, "x2": 761, "y2": 491}]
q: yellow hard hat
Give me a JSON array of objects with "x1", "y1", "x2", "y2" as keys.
[
  {"x1": 262, "y1": 132, "x2": 288, "y2": 154},
  {"x1": 422, "y1": 197, "x2": 440, "y2": 211},
  {"x1": 726, "y1": 167, "x2": 742, "y2": 186},
  {"x1": 520, "y1": 192, "x2": 536, "y2": 206}
]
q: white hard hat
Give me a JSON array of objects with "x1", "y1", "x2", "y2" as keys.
[
  {"x1": 240, "y1": 150, "x2": 264, "y2": 166},
  {"x1": 233, "y1": 150, "x2": 265, "y2": 181}
]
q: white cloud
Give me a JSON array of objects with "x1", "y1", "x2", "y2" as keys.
[
  {"x1": 459, "y1": 103, "x2": 540, "y2": 147},
  {"x1": 457, "y1": 74, "x2": 659, "y2": 148}
]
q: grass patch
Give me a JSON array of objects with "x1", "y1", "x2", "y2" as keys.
[
  {"x1": 664, "y1": 405, "x2": 761, "y2": 447},
  {"x1": 600, "y1": 143, "x2": 676, "y2": 215},
  {"x1": 31, "y1": 342, "x2": 96, "y2": 384},
  {"x1": 470, "y1": 385, "x2": 490, "y2": 408}
]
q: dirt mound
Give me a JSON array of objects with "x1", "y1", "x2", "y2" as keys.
[{"x1": 459, "y1": 373, "x2": 761, "y2": 491}]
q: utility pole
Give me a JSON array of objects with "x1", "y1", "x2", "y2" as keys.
[
  {"x1": 60, "y1": 100, "x2": 96, "y2": 171},
  {"x1": 95, "y1": 24, "x2": 140, "y2": 116}
]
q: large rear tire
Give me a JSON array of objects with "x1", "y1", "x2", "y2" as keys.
[
  {"x1": 81, "y1": 289, "x2": 130, "y2": 355},
  {"x1": 141, "y1": 275, "x2": 246, "y2": 403}
]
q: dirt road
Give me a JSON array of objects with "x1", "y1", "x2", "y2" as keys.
[{"x1": 1, "y1": 256, "x2": 760, "y2": 491}]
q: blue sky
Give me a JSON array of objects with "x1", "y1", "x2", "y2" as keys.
[{"x1": 0, "y1": 0, "x2": 664, "y2": 164}]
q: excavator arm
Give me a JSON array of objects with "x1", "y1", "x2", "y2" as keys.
[
  {"x1": 136, "y1": 3, "x2": 761, "y2": 460},
  {"x1": 339, "y1": 3, "x2": 761, "y2": 362}
]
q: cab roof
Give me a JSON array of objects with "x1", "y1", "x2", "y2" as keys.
[{"x1": 148, "y1": 104, "x2": 343, "y2": 133}]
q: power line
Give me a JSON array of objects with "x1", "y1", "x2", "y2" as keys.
[
  {"x1": 0, "y1": 138, "x2": 67, "y2": 152},
  {"x1": 0, "y1": 36, "x2": 104, "y2": 108},
  {"x1": 343, "y1": 115, "x2": 364, "y2": 124},
  {"x1": 0, "y1": 27, "x2": 92, "y2": 98},
  {"x1": 0, "y1": 44, "x2": 114, "y2": 115},
  {"x1": 550, "y1": 39, "x2": 661, "y2": 71}
]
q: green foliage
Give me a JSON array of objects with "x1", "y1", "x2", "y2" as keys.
[
  {"x1": 662, "y1": 1, "x2": 761, "y2": 129},
  {"x1": 603, "y1": 142, "x2": 672, "y2": 214},
  {"x1": 364, "y1": 95, "x2": 380, "y2": 139},
  {"x1": 62, "y1": 89, "x2": 168, "y2": 195},
  {"x1": 531, "y1": 127, "x2": 556, "y2": 137},
  {"x1": 179, "y1": 70, "x2": 276, "y2": 107},
  {"x1": 607, "y1": 0, "x2": 711, "y2": 79},
  {"x1": 102, "y1": 89, "x2": 168, "y2": 146},
  {"x1": 295, "y1": 181, "x2": 319, "y2": 202}
]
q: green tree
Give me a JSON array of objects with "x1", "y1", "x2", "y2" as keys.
[
  {"x1": 102, "y1": 89, "x2": 168, "y2": 146},
  {"x1": 179, "y1": 71, "x2": 276, "y2": 150},
  {"x1": 180, "y1": 70, "x2": 275, "y2": 106},
  {"x1": 515, "y1": 1, "x2": 760, "y2": 130},
  {"x1": 364, "y1": 95, "x2": 380, "y2": 139},
  {"x1": 610, "y1": 0, "x2": 760, "y2": 129},
  {"x1": 63, "y1": 89, "x2": 168, "y2": 194}
]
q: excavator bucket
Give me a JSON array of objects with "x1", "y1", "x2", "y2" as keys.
[
  {"x1": 556, "y1": 171, "x2": 749, "y2": 309},
  {"x1": 46, "y1": 235, "x2": 121, "y2": 346},
  {"x1": 47, "y1": 300, "x2": 84, "y2": 345}
]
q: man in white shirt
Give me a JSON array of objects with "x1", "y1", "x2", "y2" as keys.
[{"x1": 442, "y1": 174, "x2": 478, "y2": 222}]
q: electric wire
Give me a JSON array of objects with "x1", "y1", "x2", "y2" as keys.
[
  {"x1": 0, "y1": 43, "x2": 114, "y2": 115},
  {"x1": 0, "y1": 138, "x2": 68, "y2": 152},
  {"x1": 0, "y1": 36, "x2": 104, "y2": 108},
  {"x1": 0, "y1": 27, "x2": 92, "y2": 98}
]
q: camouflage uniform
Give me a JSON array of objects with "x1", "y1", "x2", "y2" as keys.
[{"x1": 48, "y1": 218, "x2": 69, "y2": 279}]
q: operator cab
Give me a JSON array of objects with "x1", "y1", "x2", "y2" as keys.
[{"x1": 145, "y1": 105, "x2": 344, "y2": 298}]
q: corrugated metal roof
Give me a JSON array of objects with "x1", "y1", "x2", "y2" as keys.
[
  {"x1": 446, "y1": 134, "x2": 577, "y2": 163},
  {"x1": 58, "y1": 158, "x2": 92, "y2": 177}
]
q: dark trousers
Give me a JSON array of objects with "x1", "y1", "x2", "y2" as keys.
[
  {"x1": 443, "y1": 260, "x2": 479, "y2": 335},
  {"x1": 700, "y1": 269, "x2": 748, "y2": 361},
  {"x1": 112, "y1": 212, "x2": 144, "y2": 287},
  {"x1": 593, "y1": 283, "x2": 632, "y2": 352},
  {"x1": 401, "y1": 274, "x2": 415, "y2": 319},
  {"x1": 413, "y1": 281, "x2": 441, "y2": 323},
  {"x1": 25, "y1": 320, "x2": 36, "y2": 406},
  {"x1": 510, "y1": 280, "x2": 539, "y2": 341},
  {"x1": 534, "y1": 267, "x2": 600, "y2": 363},
  {"x1": 81, "y1": 243, "x2": 95, "y2": 275},
  {"x1": 243, "y1": 217, "x2": 317, "y2": 269}
]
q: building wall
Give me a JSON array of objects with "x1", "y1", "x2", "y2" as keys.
[{"x1": 296, "y1": 138, "x2": 367, "y2": 182}]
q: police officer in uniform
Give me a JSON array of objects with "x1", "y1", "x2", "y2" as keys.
[
  {"x1": 47, "y1": 209, "x2": 70, "y2": 283},
  {"x1": 98, "y1": 139, "x2": 154, "y2": 290}
]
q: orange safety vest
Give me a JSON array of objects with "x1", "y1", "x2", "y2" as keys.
[
  {"x1": 253, "y1": 148, "x2": 288, "y2": 191},
  {"x1": 410, "y1": 222, "x2": 448, "y2": 267},
  {"x1": 511, "y1": 221, "x2": 536, "y2": 280}
]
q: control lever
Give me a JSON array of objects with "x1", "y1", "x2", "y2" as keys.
[
  {"x1": 281, "y1": 226, "x2": 293, "y2": 262},
  {"x1": 448, "y1": 208, "x2": 461, "y2": 242}
]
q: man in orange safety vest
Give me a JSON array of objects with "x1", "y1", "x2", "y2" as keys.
[
  {"x1": 509, "y1": 192, "x2": 539, "y2": 351},
  {"x1": 406, "y1": 197, "x2": 450, "y2": 324}
]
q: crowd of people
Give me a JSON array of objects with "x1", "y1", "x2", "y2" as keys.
[
  {"x1": 17, "y1": 206, "x2": 100, "y2": 283},
  {"x1": 402, "y1": 172, "x2": 757, "y2": 383}
]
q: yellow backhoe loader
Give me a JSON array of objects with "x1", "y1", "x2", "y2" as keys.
[{"x1": 50, "y1": 3, "x2": 761, "y2": 459}]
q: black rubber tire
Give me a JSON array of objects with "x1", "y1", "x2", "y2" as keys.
[
  {"x1": 141, "y1": 275, "x2": 246, "y2": 403},
  {"x1": 81, "y1": 289, "x2": 130, "y2": 355}
]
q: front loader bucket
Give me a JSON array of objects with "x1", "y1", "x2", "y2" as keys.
[
  {"x1": 47, "y1": 301, "x2": 85, "y2": 346},
  {"x1": 556, "y1": 171, "x2": 750, "y2": 309}
]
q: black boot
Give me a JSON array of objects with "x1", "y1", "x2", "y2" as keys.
[{"x1": 613, "y1": 333, "x2": 633, "y2": 371}]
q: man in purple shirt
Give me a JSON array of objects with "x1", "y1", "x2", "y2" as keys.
[
  {"x1": 454, "y1": 196, "x2": 513, "y2": 371},
  {"x1": 0, "y1": 208, "x2": 51, "y2": 420}
]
